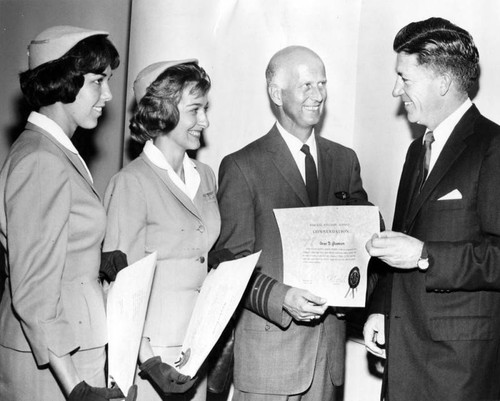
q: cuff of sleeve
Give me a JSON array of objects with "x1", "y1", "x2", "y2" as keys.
[
  {"x1": 267, "y1": 282, "x2": 292, "y2": 328},
  {"x1": 34, "y1": 316, "x2": 78, "y2": 365},
  {"x1": 245, "y1": 272, "x2": 292, "y2": 328}
]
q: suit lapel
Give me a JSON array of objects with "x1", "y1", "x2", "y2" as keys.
[
  {"x1": 141, "y1": 153, "x2": 203, "y2": 220},
  {"x1": 27, "y1": 123, "x2": 101, "y2": 199},
  {"x1": 405, "y1": 105, "x2": 478, "y2": 228},
  {"x1": 264, "y1": 125, "x2": 310, "y2": 206}
]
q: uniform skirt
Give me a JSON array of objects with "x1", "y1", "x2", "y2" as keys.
[{"x1": 0, "y1": 345, "x2": 106, "y2": 401}]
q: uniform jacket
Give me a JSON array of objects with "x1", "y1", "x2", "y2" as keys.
[
  {"x1": 0, "y1": 123, "x2": 107, "y2": 366},
  {"x1": 103, "y1": 152, "x2": 220, "y2": 346},
  {"x1": 216, "y1": 125, "x2": 369, "y2": 395},
  {"x1": 371, "y1": 105, "x2": 500, "y2": 401}
]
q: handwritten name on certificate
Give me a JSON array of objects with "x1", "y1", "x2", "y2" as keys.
[{"x1": 274, "y1": 206, "x2": 379, "y2": 307}]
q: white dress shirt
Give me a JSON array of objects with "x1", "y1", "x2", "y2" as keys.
[
  {"x1": 426, "y1": 98, "x2": 473, "y2": 175},
  {"x1": 276, "y1": 121, "x2": 318, "y2": 183}
]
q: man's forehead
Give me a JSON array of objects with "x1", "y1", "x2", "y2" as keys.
[{"x1": 283, "y1": 59, "x2": 326, "y2": 78}]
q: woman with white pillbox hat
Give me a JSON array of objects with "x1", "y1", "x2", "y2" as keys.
[
  {"x1": 0, "y1": 25, "x2": 135, "y2": 401},
  {"x1": 103, "y1": 59, "x2": 221, "y2": 401}
]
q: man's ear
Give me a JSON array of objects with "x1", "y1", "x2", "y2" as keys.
[
  {"x1": 268, "y1": 84, "x2": 282, "y2": 107},
  {"x1": 439, "y1": 73, "x2": 453, "y2": 96}
]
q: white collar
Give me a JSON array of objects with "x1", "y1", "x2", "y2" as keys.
[
  {"x1": 276, "y1": 121, "x2": 317, "y2": 162},
  {"x1": 143, "y1": 140, "x2": 200, "y2": 200},
  {"x1": 27, "y1": 111, "x2": 93, "y2": 182},
  {"x1": 425, "y1": 98, "x2": 473, "y2": 174},
  {"x1": 429, "y1": 98, "x2": 473, "y2": 142},
  {"x1": 28, "y1": 111, "x2": 79, "y2": 154}
]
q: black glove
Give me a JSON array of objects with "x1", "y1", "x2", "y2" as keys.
[
  {"x1": 68, "y1": 381, "x2": 137, "y2": 401},
  {"x1": 99, "y1": 250, "x2": 128, "y2": 283},
  {"x1": 207, "y1": 248, "x2": 235, "y2": 271},
  {"x1": 138, "y1": 356, "x2": 197, "y2": 396}
]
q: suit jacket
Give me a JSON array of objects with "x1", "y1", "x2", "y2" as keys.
[
  {"x1": 216, "y1": 125, "x2": 369, "y2": 394},
  {"x1": 103, "y1": 152, "x2": 220, "y2": 347},
  {"x1": 370, "y1": 105, "x2": 500, "y2": 401},
  {"x1": 0, "y1": 123, "x2": 107, "y2": 366}
]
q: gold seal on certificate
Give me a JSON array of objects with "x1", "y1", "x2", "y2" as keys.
[
  {"x1": 346, "y1": 266, "x2": 361, "y2": 298},
  {"x1": 273, "y1": 206, "x2": 379, "y2": 308}
]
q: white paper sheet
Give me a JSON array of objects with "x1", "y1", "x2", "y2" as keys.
[
  {"x1": 107, "y1": 252, "x2": 157, "y2": 393},
  {"x1": 274, "y1": 206, "x2": 379, "y2": 307},
  {"x1": 176, "y1": 251, "x2": 261, "y2": 378}
]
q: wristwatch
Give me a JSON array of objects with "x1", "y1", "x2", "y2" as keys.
[{"x1": 417, "y1": 244, "x2": 429, "y2": 270}]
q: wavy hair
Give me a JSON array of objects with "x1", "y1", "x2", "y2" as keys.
[
  {"x1": 129, "y1": 62, "x2": 211, "y2": 143},
  {"x1": 394, "y1": 17, "x2": 479, "y2": 94}
]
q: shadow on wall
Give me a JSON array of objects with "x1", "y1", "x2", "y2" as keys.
[{"x1": 6, "y1": 95, "x2": 31, "y2": 146}]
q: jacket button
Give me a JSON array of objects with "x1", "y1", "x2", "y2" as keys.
[
  {"x1": 199, "y1": 256, "x2": 205, "y2": 263},
  {"x1": 197, "y1": 225, "x2": 205, "y2": 233},
  {"x1": 265, "y1": 324, "x2": 270, "y2": 331}
]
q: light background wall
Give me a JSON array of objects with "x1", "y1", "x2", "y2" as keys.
[{"x1": 2, "y1": 1, "x2": 500, "y2": 400}]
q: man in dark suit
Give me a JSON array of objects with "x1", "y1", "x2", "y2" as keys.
[
  {"x1": 364, "y1": 17, "x2": 500, "y2": 401},
  {"x1": 216, "y1": 46, "x2": 369, "y2": 400}
]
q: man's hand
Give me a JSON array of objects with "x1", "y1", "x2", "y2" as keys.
[
  {"x1": 283, "y1": 287, "x2": 328, "y2": 322},
  {"x1": 363, "y1": 313, "x2": 386, "y2": 358},
  {"x1": 366, "y1": 231, "x2": 423, "y2": 269}
]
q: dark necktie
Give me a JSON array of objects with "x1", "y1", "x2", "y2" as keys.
[
  {"x1": 419, "y1": 131, "x2": 435, "y2": 191},
  {"x1": 300, "y1": 144, "x2": 318, "y2": 206}
]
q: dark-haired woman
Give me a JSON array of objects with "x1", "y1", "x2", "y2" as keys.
[
  {"x1": 103, "y1": 60, "x2": 220, "y2": 401},
  {"x1": 0, "y1": 26, "x2": 127, "y2": 401}
]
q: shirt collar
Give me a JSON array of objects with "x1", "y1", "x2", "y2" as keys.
[
  {"x1": 28, "y1": 111, "x2": 79, "y2": 154},
  {"x1": 428, "y1": 98, "x2": 473, "y2": 141},
  {"x1": 276, "y1": 121, "x2": 317, "y2": 160}
]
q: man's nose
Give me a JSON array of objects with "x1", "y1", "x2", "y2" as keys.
[
  {"x1": 392, "y1": 78, "x2": 403, "y2": 98},
  {"x1": 310, "y1": 85, "x2": 325, "y2": 101}
]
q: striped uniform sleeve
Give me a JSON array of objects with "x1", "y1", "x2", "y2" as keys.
[{"x1": 244, "y1": 271, "x2": 292, "y2": 328}]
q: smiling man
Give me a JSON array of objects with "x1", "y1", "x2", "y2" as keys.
[
  {"x1": 216, "y1": 45, "x2": 370, "y2": 400},
  {"x1": 364, "y1": 18, "x2": 500, "y2": 401}
]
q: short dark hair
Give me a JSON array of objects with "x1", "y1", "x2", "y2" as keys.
[
  {"x1": 129, "y1": 62, "x2": 211, "y2": 143},
  {"x1": 393, "y1": 17, "x2": 479, "y2": 94},
  {"x1": 20, "y1": 35, "x2": 120, "y2": 110}
]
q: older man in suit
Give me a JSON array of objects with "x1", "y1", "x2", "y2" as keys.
[
  {"x1": 216, "y1": 45, "x2": 370, "y2": 400},
  {"x1": 364, "y1": 18, "x2": 500, "y2": 401}
]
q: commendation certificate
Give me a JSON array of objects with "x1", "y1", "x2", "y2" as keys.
[
  {"x1": 176, "y1": 251, "x2": 261, "y2": 378},
  {"x1": 107, "y1": 252, "x2": 157, "y2": 393},
  {"x1": 274, "y1": 206, "x2": 379, "y2": 307}
]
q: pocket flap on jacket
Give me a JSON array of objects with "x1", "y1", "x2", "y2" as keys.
[{"x1": 429, "y1": 316, "x2": 492, "y2": 341}]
